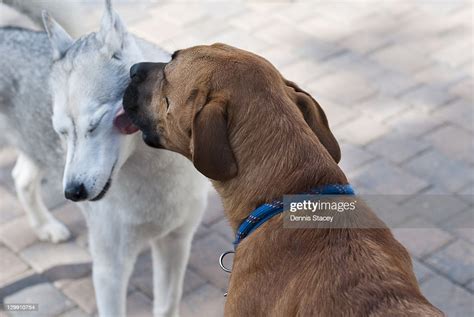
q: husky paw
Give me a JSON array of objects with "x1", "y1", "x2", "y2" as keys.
[{"x1": 35, "y1": 219, "x2": 71, "y2": 243}]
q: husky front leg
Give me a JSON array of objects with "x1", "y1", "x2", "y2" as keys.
[
  {"x1": 12, "y1": 153, "x2": 70, "y2": 243},
  {"x1": 87, "y1": 221, "x2": 142, "y2": 317},
  {"x1": 150, "y1": 226, "x2": 195, "y2": 317}
]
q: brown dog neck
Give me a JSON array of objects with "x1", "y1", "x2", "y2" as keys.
[{"x1": 213, "y1": 103, "x2": 348, "y2": 230}]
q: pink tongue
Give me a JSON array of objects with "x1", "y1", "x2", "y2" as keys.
[{"x1": 113, "y1": 107, "x2": 140, "y2": 135}]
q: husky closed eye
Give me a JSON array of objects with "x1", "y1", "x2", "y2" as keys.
[
  {"x1": 88, "y1": 111, "x2": 109, "y2": 134},
  {"x1": 112, "y1": 52, "x2": 121, "y2": 61}
]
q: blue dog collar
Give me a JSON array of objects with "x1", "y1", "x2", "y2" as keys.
[{"x1": 233, "y1": 184, "x2": 355, "y2": 248}]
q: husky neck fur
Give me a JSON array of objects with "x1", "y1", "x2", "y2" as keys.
[{"x1": 0, "y1": 3, "x2": 209, "y2": 316}]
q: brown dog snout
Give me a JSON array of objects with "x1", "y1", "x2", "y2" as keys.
[{"x1": 130, "y1": 62, "x2": 166, "y2": 84}]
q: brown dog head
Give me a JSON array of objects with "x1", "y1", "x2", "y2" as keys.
[{"x1": 123, "y1": 43, "x2": 340, "y2": 181}]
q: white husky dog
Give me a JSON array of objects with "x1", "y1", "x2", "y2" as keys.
[{"x1": 1, "y1": 1, "x2": 209, "y2": 316}]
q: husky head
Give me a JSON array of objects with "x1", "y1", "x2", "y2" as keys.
[{"x1": 42, "y1": 1, "x2": 143, "y2": 202}]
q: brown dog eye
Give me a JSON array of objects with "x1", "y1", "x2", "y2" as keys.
[{"x1": 165, "y1": 97, "x2": 170, "y2": 110}]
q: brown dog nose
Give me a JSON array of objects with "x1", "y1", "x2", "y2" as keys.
[{"x1": 130, "y1": 62, "x2": 167, "y2": 83}]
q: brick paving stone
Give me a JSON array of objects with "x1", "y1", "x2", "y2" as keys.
[
  {"x1": 20, "y1": 241, "x2": 90, "y2": 273},
  {"x1": 414, "y1": 63, "x2": 467, "y2": 88},
  {"x1": 333, "y1": 116, "x2": 390, "y2": 145},
  {"x1": 0, "y1": 269, "x2": 38, "y2": 298},
  {"x1": 434, "y1": 99, "x2": 474, "y2": 132},
  {"x1": 158, "y1": 33, "x2": 203, "y2": 55},
  {"x1": 0, "y1": 246, "x2": 29, "y2": 286},
  {"x1": 317, "y1": 98, "x2": 359, "y2": 128},
  {"x1": 386, "y1": 108, "x2": 443, "y2": 137},
  {"x1": 208, "y1": 218, "x2": 234, "y2": 244},
  {"x1": 421, "y1": 275, "x2": 474, "y2": 317},
  {"x1": 254, "y1": 22, "x2": 342, "y2": 61},
  {"x1": 62, "y1": 277, "x2": 96, "y2": 315},
  {"x1": 412, "y1": 258, "x2": 435, "y2": 284},
  {"x1": 340, "y1": 30, "x2": 392, "y2": 55},
  {"x1": 306, "y1": 71, "x2": 377, "y2": 106},
  {"x1": 0, "y1": 216, "x2": 38, "y2": 252},
  {"x1": 206, "y1": 28, "x2": 271, "y2": 53},
  {"x1": 129, "y1": 18, "x2": 183, "y2": 45},
  {"x1": 400, "y1": 84, "x2": 457, "y2": 113},
  {"x1": 449, "y1": 78, "x2": 473, "y2": 103},
  {"x1": 393, "y1": 217, "x2": 453, "y2": 258},
  {"x1": 425, "y1": 239, "x2": 474, "y2": 285},
  {"x1": 148, "y1": 3, "x2": 210, "y2": 27},
  {"x1": 52, "y1": 204, "x2": 87, "y2": 240},
  {"x1": 130, "y1": 250, "x2": 206, "y2": 299},
  {"x1": 338, "y1": 142, "x2": 375, "y2": 173},
  {"x1": 112, "y1": 3, "x2": 154, "y2": 26},
  {"x1": 466, "y1": 279, "x2": 474, "y2": 293},
  {"x1": 39, "y1": 176, "x2": 67, "y2": 211},
  {"x1": 57, "y1": 307, "x2": 89, "y2": 317},
  {"x1": 181, "y1": 19, "x2": 234, "y2": 43},
  {"x1": 457, "y1": 183, "x2": 474, "y2": 204},
  {"x1": 367, "y1": 132, "x2": 430, "y2": 164},
  {"x1": 203, "y1": 190, "x2": 224, "y2": 226},
  {"x1": 322, "y1": 52, "x2": 385, "y2": 81},
  {"x1": 182, "y1": 268, "x2": 208, "y2": 297},
  {"x1": 228, "y1": 11, "x2": 280, "y2": 33},
  {"x1": 180, "y1": 284, "x2": 225, "y2": 317},
  {"x1": 4, "y1": 282, "x2": 74, "y2": 317},
  {"x1": 424, "y1": 124, "x2": 474, "y2": 164},
  {"x1": 403, "y1": 149, "x2": 474, "y2": 193},
  {"x1": 400, "y1": 190, "x2": 469, "y2": 225},
  {"x1": 354, "y1": 95, "x2": 411, "y2": 122},
  {"x1": 299, "y1": 16, "x2": 356, "y2": 43},
  {"x1": 444, "y1": 209, "x2": 474, "y2": 244},
  {"x1": 127, "y1": 291, "x2": 153, "y2": 317},
  {"x1": 129, "y1": 251, "x2": 153, "y2": 298},
  {"x1": 432, "y1": 41, "x2": 472, "y2": 68},
  {"x1": 189, "y1": 233, "x2": 232, "y2": 291},
  {"x1": 363, "y1": 197, "x2": 413, "y2": 228},
  {"x1": 348, "y1": 159, "x2": 429, "y2": 196},
  {"x1": 0, "y1": 186, "x2": 22, "y2": 224},
  {"x1": 370, "y1": 44, "x2": 431, "y2": 74},
  {"x1": 371, "y1": 69, "x2": 421, "y2": 97},
  {"x1": 272, "y1": 3, "x2": 317, "y2": 23},
  {"x1": 198, "y1": 2, "x2": 246, "y2": 21},
  {"x1": 258, "y1": 45, "x2": 304, "y2": 69},
  {"x1": 279, "y1": 60, "x2": 329, "y2": 85},
  {"x1": 193, "y1": 222, "x2": 211, "y2": 241}
]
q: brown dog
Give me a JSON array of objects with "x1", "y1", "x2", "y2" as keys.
[{"x1": 122, "y1": 44, "x2": 443, "y2": 316}]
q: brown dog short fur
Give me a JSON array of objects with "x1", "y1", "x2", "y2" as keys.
[{"x1": 123, "y1": 44, "x2": 443, "y2": 316}]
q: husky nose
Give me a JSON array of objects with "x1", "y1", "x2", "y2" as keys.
[{"x1": 65, "y1": 183, "x2": 88, "y2": 202}]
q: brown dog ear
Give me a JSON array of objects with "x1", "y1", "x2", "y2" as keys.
[
  {"x1": 191, "y1": 90, "x2": 238, "y2": 181},
  {"x1": 284, "y1": 79, "x2": 341, "y2": 163}
]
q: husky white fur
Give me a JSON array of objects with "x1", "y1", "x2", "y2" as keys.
[{"x1": 0, "y1": 1, "x2": 209, "y2": 316}]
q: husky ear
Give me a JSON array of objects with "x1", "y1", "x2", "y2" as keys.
[
  {"x1": 99, "y1": 0, "x2": 127, "y2": 52},
  {"x1": 42, "y1": 11, "x2": 73, "y2": 60}
]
